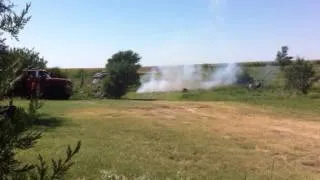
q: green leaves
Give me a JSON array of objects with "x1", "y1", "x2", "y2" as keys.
[
  {"x1": 0, "y1": 103, "x2": 81, "y2": 180},
  {"x1": 106, "y1": 50, "x2": 141, "y2": 67},
  {"x1": 0, "y1": 1, "x2": 36, "y2": 99},
  {"x1": 104, "y1": 50, "x2": 141, "y2": 99},
  {"x1": 36, "y1": 155, "x2": 47, "y2": 180},
  {"x1": 29, "y1": 141, "x2": 81, "y2": 180},
  {"x1": 9, "y1": 47, "x2": 47, "y2": 74},
  {"x1": 0, "y1": 1, "x2": 31, "y2": 47},
  {"x1": 0, "y1": 106, "x2": 41, "y2": 179},
  {"x1": 284, "y1": 58, "x2": 316, "y2": 94},
  {"x1": 0, "y1": 1, "x2": 81, "y2": 179},
  {"x1": 275, "y1": 46, "x2": 293, "y2": 71},
  {"x1": 274, "y1": 46, "x2": 318, "y2": 95},
  {"x1": 49, "y1": 140, "x2": 81, "y2": 180}
]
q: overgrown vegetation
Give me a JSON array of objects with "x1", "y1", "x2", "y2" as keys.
[
  {"x1": 284, "y1": 58, "x2": 317, "y2": 94},
  {"x1": 8, "y1": 48, "x2": 47, "y2": 74},
  {"x1": 0, "y1": 1, "x2": 81, "y2": 179},
  {"x1": 0, "y1": 0, "x2": 31, "y2": 50},
  {"x1": 103, "y1": 50, "x2": 141, "y2": 99},
  {"x1": 0, "y1": 1, "x2": 32, "y2": 100},
  {"x1": 275, "y1": 46, "x2": 293, "y2": 71},
  {"x1": 273, "y1": 46, "x2": 319, "y2": 94},
  {"x1": 0, "y1": 104, "x2": 81, "y2": 179}
]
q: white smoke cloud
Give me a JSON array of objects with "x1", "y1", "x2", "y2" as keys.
[{"x1": 136, "y1": 63, "x2": 241, "y2": 93}]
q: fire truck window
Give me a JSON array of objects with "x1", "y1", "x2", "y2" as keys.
[
  {"x1": 39, "y1": 71, "x2": 47, "y2": 78},
  {"x1": 28, "y1": 71, "x2": 36, "y2": 77}
]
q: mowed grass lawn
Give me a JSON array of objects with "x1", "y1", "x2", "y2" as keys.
[{"x1": 15, "y1": 99, "x2": 320, "y2": 180}]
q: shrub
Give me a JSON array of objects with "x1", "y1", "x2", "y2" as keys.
[{"x1": 284, "y1": 58, "x2": 316, "y2": 94}]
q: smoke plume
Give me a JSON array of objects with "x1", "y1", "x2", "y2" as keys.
[{"x1": 137, "y1": 63, "x2": 241, "y2": 93}]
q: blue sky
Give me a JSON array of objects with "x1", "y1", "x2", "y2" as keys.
[{"x1": 7, "y1": 0, "x2": 320, "y2": 68}]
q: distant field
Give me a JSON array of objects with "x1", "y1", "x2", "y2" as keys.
[
  {"x1": 62, "y1": 60, "x2": 320, "y2": 83},
  {"x1": 61, "y1": 60, "x2": 320, "y2": 76}
]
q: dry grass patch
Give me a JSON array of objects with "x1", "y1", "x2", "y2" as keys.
[
  {"x1": 19, "y1": 99, "x2": 318, "y2": 179},
  {"x1": 66, "y1": 100, "x2": 320, "y2": 176}
]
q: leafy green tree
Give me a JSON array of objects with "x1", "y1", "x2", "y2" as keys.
[
  {"x1": 0, "y1": 0, "x2": 31, "y2": 99},
  {"x1": 104, "y1": 50, "x2": 141, "y2": 99},
  {"x1": 275, "y1": 46, "x2": 293, "y2": 71},
  {"x1": 9, "y1": 47, "x2": 47, "y2": 74},
  {"x1": 0, "y1": 53, "x2": 21, "y2": 99},
  {"x1": 284, "y1": 58, "x2": 316, "y2": 94}
]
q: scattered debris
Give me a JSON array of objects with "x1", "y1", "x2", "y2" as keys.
[
  {"x1": 92, "y1": 71, "x2": 108, "y2": 84},
  {"x1": 248, "y1": 80, "x2": 264, "y2": 90},
  {"x1": 182, "y1": 88, "x2": 189, "y2": 93}
]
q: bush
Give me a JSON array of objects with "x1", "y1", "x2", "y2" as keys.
[
  {"x1": 284, "y1": 58, "x2": 316, "y2": 94},
  {"x1": 103, "y1": 50, "x2": 141, "y2": 99},
  {"x1": 71, "y1": 85, "x2": 96, "y2": 100}
]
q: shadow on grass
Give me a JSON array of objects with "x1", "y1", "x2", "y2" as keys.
[{"x1": 34, "y1": 114, "x2": 66, "y2": 129}]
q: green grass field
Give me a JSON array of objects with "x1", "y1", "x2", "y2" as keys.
[
  {"x1": 9, "y1": 62, "x2": 320, "y2": 179},
  {"x1": 13, "y1": 93, "x2": 320, "y2": 179}
]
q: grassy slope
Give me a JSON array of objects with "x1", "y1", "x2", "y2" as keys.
[{"x1": 15, "y1": 100, "x2": 320, "y2": 179}]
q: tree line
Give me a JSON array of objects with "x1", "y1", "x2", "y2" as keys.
[{"x1": 102, "y1": 46, "x2": 319, "y2": 98}]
